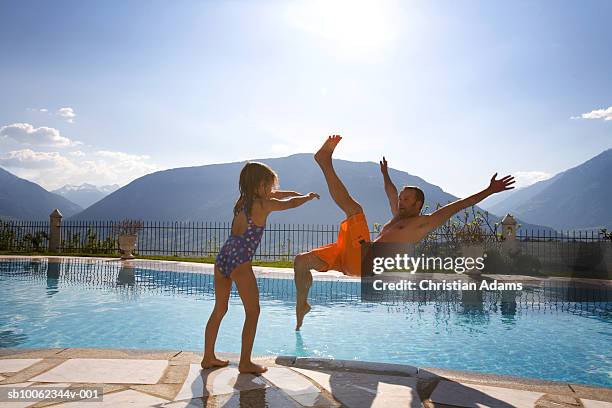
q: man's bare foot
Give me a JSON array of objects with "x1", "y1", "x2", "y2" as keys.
[
  {"x1": 295, "y1": 302, "x2": 311, "y2": 331},
  {"x1": 314, "y1": 135, "x2": 342, "y2": 166},
  {"x1": 238, "y1": 362, "x2": 268, "y2": 374},
  {"x1": 200, "y1": 356, "x2": 229, "y2": 369}
]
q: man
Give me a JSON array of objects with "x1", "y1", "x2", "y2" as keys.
[{"x1": 294, "y1": 135, "x2": 515, "y2": 330}]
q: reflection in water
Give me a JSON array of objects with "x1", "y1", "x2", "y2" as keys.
[
  {"x1": 46, "y1": 260, "x2": 61, "y2": 297},
  {"x1": 117, "y1": 265, "x2": 136, "y2": 286},
  {"x1": 295, "y1": 331, "x2": 305, "y2": 356},
  {"x1": 0, "y1": 258, "x2": 610, "y2": 316},
  {"x1": 500, "y1": 290, "x2": 518, "y2": 322}
]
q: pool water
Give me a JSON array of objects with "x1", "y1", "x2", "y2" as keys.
[{"x1": 1, "y1": 259, "x2": 611, "y2": 387}]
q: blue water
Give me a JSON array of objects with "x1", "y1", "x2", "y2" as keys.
[{"x1": 1, "y1": 259, "x2": 611, "y2": 387}]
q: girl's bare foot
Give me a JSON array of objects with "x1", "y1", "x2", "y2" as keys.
[
  {"x1": 314, "y1": 135, "x2": 342, "y2": 166},
  {"x1": 238, "y1": 361, "x2": 268, "y2": 374},
  {"x1": 201, "y1": 356, "x2": 229, "y2": 369}
]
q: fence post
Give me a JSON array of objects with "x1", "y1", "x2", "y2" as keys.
[
  {"x1": 48, "y1": 209, "x2": 63, "y2": 253},
  {"x1": 501, "y1": 214, "x2": 518, "y2": 254}
]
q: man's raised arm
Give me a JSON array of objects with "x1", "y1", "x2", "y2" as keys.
[
  {"x1": 421, "y1": 173, "x2": 515, "y2": 231},
  {"x1": 380, "y1": 156, "x2": 399, "y2": 217}
]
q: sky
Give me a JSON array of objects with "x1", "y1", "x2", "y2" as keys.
[{"x1": 0, "y1": 0, "x2": 610, "y2": 196}]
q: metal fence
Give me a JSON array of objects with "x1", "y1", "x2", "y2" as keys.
[
  {"x1": 0, "y1": 220, "x2": 344, "y2": 260},
  {"x1": 0, "y1": 220, "x2": 50, "y2": 252},
  {"x1": 1, "y1": 220, "x2": 611, "y2": 272}
]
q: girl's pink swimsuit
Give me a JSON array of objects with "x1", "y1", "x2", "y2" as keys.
[{"x1": 215, "y1": 204, "x2": 265, "y2": 277}]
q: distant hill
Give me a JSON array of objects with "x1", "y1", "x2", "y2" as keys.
[
  {"x1": 0, "y1": 167, "x2": 82, "y2": 220},
  {"x1": 70, "y1": 153, "x2": 547, "y2": 231},
  {"x1": 52, "y1": 183, "x2": 119, "y2": 208},
  {"x1": 480, "y1": 148, "x2": 612, "y2": 230},
  {"x1": 480, "y1": 174, "x2": 560, "y2": 215}
]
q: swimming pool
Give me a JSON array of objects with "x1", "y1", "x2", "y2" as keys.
[{"x1": 1, "y1": 258, "x2": 611, "y2": 387}]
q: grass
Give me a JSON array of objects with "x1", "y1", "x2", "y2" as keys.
[{"x1": 0, "y1": 251, "x2": 295, "y2": 268}]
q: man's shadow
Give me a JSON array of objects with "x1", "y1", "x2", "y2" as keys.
[{"x1": 285, "y1": 333, "x2": 515, "y2": 408}]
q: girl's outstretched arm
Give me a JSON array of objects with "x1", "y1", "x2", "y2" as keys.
[
  {"x1": 264, "y1": 193, "x2": 320, "y2": 213},
  {"x1": 270, "y1": 190, "x2": 301, "y2": 199}
]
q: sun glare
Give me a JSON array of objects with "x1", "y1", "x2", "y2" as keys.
[{"x1": 286, "y1": 0, "x2": 399, "y2": 57}]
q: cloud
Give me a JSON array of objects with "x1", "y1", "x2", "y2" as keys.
[
  {"x1": 0, "y1": 123, "x2": 75, "y2": 146},
  {"x1": 95, "y1": 150, "x2": 151, "y2": 161},
  {"x1": 0, "y1": 149, "x2": 73, "y2": 170},
  {"x1": 57, "y1": 107, "x2": 76, "y2": 123},
  {"x1": 572, "y1": 106, "x2": 612, "y2": 121},
  {"x1": 0, "y1": 148, "x2": 158, "y2": 190},
  {"x1": 512, "y1": 171, "x2": 552, "y2": 188}
]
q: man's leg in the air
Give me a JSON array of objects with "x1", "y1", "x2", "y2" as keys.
[
  {"x1": 295, "y1": 135, "x2": 365, "y2": 330},
  {"x1": 314, "y1": 134, "x2": 363, "y2": 218}
]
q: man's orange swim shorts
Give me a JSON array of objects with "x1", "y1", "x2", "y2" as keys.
[{"x1": 310, "y1": 212, "x2": 371, "y2": 276}]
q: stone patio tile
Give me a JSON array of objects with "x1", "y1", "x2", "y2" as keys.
[
  {"x1": 173, "y1": 364, "x2": 268, "y2": 401},
  {"x1": 262, "y1": 366, "x2": 320, "y2": 396},
  {"x1": 430, "y1": 380, "x2": 545, "y2": 408},
  {"x1": 0, "y1": 359, "x2": 43, "y2": 373},
  {"x1": 163, "y1": 398, "x2": 207, "y2": 408},
  {"x1": 291, "y1": 367, "x2": 422, "y2": 408},
  {"x1": 581, "y1": 399, "x2": 612, "y2": 408},
  {"x1": 160, "y1": 364, "x2": 191, "y2": 384},
  {"x1": 213, "y1": 388, "x2": 303, "y2": 408},
  {"x1": 29, "y1": 358, "x2": 168, "y2": 384},
  {"x1": 0, "y1": 349, "x2": 65, "y2": 359},
  {"x1": 537, "y1": 393, "x2": 581, "y2": 407},
  {"x1": 170, "y1": 352, "x2": 237, "y2": 365},
  {"x1": 170, "y1": 351, "x2": 203, "y2": 364},
  {"x1": 571, "y1": 385, "x2": 612, "y2": 402},
  {"x1": 166, "y1": 388, "x2": 303, "y2": 408},
  {"x1": 418, "y1": 367, "x2": 574, "y2": 395},
  {"x1": 54, "y1": 347, "x2": 177, "y2": 360},
  {"x1": 0, "y1": 382, "x2": 34, "y2": 388},
  {"x1": 130, "y1": 383, "x2": 182, "y2": 401},
  {"x1": 53, "y1": 389, "x2": 169, "y2": 407},
  {"x1": 31, "y1": 384, "x2": 128, "y2": 408},
  {"x1": 291, "y1": 368, "x2": 333, "y2": 393},
  {"x1": 290, "y1": 392, "x2": 341, "y2": 408},
  {"x1": 1, "y1": 359, "x2": 67, "y2": 386},
  {"x1": 0, "y1": 382, "x2": 71, "y2": 408}
]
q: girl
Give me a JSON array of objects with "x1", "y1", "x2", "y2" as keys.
[{"x1": 201, "y1": 161, "x2": 319, "y2": 374}]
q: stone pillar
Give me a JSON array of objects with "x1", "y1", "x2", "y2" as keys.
[
  {"x1": 48, "y1": 209, "x2": 63, "y2": 253},
  {"x1": 501, "y1": 214, "x2": 518, "y2": 254}
]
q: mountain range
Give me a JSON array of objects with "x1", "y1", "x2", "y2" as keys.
[
  {"x1": 69, "y1": 154, "x2": 548, "y2": 231},
  {"x1": 2, "y1": 147, "x2": 610, "y2": 230},
  {"x1": 0, "y1": 167, "x2": 82, "y2": 220},
  {"x1": 52, "y1": 183, "x2": 119, "y2": 208},
  {"x1": 480, "y1": 148, "x2": 612, "y2": 230}
]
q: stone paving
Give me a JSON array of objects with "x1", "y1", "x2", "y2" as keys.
[{"x1": 0, "y1": 348, "x2": 610, "y2": 408}]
